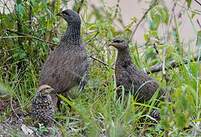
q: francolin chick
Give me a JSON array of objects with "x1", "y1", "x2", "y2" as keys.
[
  {"x1": 109, "y1": 38, "x2": 164, "y2": 102},
  {"x1": 31, "y1": 85, "x2": 55, "y2": 126}
]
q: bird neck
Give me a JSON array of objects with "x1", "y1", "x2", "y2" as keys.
[
  {"x1": 62, "y1": 23, "x2": 81, "y2": 46},
  {"x1": 116, "y1": 49, "x2": 133, "y2": 67}
]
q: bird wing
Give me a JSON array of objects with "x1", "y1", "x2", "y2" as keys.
[
  {"x1": 39, "y1": 46, "x2": 89, "y2": 93},
  {"x1": 115, "y1": 66, "x2": 133, "y2": 91},
  {"x1": 116, "y1": 64, "x2": 159, "y2": 101}
]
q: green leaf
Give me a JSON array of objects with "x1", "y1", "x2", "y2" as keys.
[
  {"x1": 175, "y1": 112, "x2": 186, "y2": 129},
  {"x1": 13, "y1": 48, "x2": 27, "y2": 60},
  {"x1": 149, "y1": 5, "x2": 169, "y2": 30},
  {"x1": 52, "y1": 37, "x2": 60, "y2": 43},
  {"x1": 144, "y1": 33, "x2": 149, "y2": 41},
  {"x1": 55, "y1": 0, "x2": 61, "y2": 13},
  {"x1": 186, "y1": 0, "x2": 192, "y2": 8},
  {"x1": 16, "y1": 3, "x2": 25, "y2": 17}
]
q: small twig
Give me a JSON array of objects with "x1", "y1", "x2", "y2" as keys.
[
  {"x1": 0, "y1": 36, "x2": 29, "y2": 39},
  {"x1": 147, "y1": 55, "x2": 201, "y2": 74},
  {"x1": 76, "y1": 0, "x2": 85, "y2": 13},
  {"x1": 48, "y1": 116, "x2": 63, "y2": 127},
  {"x1": 28, "y1": 0, "x2": 33, "y2": 46},
  {"x1": 194, "y1": 0, "x2": 201, "y2": 7},
  {"x1": 86, "y1": 31, "x2": 99, "y2": 44},
  {"x1": 6, "y1": 29, "x2": 112, "y2": 69},
  {"x1": 113, "y1": 0, "x2": 120, "y2": 19},
  {"x1": 89, "y1": 55, "x2": 114, "y2": 69},
  {"x1": 153, "y1": 43, "x2": 159, "y2": 54},
  {"x1": 129, "y1": 0, "x2": 158, "y2": 41},
  {"x1": 6, "y1": 29, "x2": 57, "y2": 47},
  {"x1": 197, "y1": 19, "x2": 201, "y2": 29},
  {"x1": 162, "y1": 48, "x2": 166, "y2": 75},
  {"x1": 1, "y1": 0, "x2": 14, "y2": 16},
  {"x1": 10, "y1": 97, "x2": 20, "y2": 120}
]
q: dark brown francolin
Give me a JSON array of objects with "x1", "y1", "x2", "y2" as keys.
[
  {"x1": 39, "y1": 9, "x2": 89, "y2": 106},
  {"x1": 109, "y1": 38, "x2": 164, "y2": 102}
]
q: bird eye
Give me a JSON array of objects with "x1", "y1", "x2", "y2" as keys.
[
  {"x1": 62, "y1": 11, "x2": 70, "y2": 16},
  {"x1": 113, "y1": 39, "x2": 124, "y2": 43}
]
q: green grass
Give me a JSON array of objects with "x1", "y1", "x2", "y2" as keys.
[{"x1": 0, "y1": 46, "x2": 200, "y2": 136}]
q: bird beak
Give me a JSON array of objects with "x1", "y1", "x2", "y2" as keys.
[
  {"x1": 45, "y1": 88, "x2": 55, "y2": 94},
  {"x1": 108, "y1": 41, "x2": 115, "y2": 47},
  {"x1": 108, "y1": 42, "x2": 116, "y2": 48}
]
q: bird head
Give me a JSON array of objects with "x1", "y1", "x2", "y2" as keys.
[
  {"x1": 109, "y1": 38, "x2": 128, "y2": 50},
  {"x1": 37, "y1": 85, "x2": 55, "y2": 96},
  {"x1": 57, "y1": 9, "x2": 81, "y2": 25}
]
